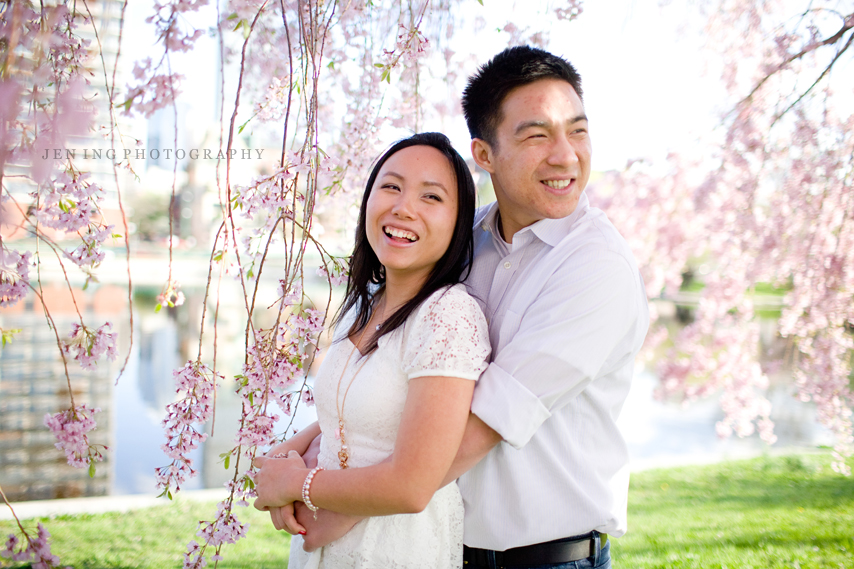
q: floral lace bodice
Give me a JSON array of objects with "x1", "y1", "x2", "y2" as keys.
[{"x1": 288, "y1": 284, "x2": 491, "y2": 569}]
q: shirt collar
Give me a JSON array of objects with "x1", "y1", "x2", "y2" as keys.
[{"x1": 477, "y1": 192, "x2": 590, "y2": 248}]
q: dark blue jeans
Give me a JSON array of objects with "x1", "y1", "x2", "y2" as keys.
[{"x1": 464, "y1": 537, "x2": 611, "y2": 569}]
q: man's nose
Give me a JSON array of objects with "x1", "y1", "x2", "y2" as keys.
[{"x1": 547, "y1": 133, "x2": 579, "y2": 168}]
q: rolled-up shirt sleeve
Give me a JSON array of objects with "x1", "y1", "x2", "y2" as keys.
[{"x1": 471, "y1": 246, "x2": 640, "y2": 449}]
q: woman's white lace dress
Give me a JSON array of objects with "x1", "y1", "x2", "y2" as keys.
[{"x1": 288, "y1": 284, "x2": 490, "y2": 569}]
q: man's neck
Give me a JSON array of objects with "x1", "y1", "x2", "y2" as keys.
[{"x1": 496, "y1": 208, "x2": 532, "y2": 244}]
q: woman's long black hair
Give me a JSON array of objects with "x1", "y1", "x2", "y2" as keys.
[{"x1": 334, "y1": 132, "x2": 477, "y2": 355}]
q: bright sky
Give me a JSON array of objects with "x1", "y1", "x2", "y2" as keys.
[{"x1": 121, "y1": 0, "x2": 724, "y2": 173}]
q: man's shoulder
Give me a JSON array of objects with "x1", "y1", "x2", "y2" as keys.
[{"x1": 554, "y1": 205, "x2": 635, "y2": 264}]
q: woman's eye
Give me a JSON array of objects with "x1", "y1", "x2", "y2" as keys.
[
  {"x1": 425, "y1": 194, "x2": 442, "y2": 202},
  {"x1": 383, "y1": 184, "x2": 400, "y2": 191}
]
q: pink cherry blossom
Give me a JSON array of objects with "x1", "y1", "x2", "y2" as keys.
[
  {"x1": 157, "y1": 280, "x2": 186, "y2": 310},
  {"x1": 156, "y1": 361, "x2": 222, "y2": 496},
  {"x1": 62, "y1": 322, "x2": 118, "y2": 370},
  {"x1": 43, "y1": 405, "x2": 105, "y2": 469},
  {"x1": 0, "y1": 250, "x2": 31, "y2": 308},
  {"x1": 1, "y1": 523, "x2": 61, "y2": 568}
]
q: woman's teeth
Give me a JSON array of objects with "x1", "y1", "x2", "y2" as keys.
[{"x1": 384, "y1": 227, "x2": 418, "y2": 241}]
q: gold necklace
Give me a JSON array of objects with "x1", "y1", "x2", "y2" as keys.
[{"x1": 334, "y1": 298, "x2": 385, "y2": 469}]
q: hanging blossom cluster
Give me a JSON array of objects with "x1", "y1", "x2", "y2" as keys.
[
  {"x1": 382, "y1": 24, "x2": 430, "y2": 67},
  {"x1": 157, "y1": 279, "x2": 186, "y2": 311},
  {"x1": 232, "y1": 163, "x2": 301, "y2": 228},
  {"x1": 43, "y1": 405, "x2": 105, "y2": 470},
  {"x1": 0, "y1": 4, "x2": 116, "y2": 294},
  {"x1": 232, "y1": 287, "x2": 325, "y2": 456},
  {"x1": 122, "y1": 0, "x2": 209, "y2": 118},
  {"x1": 0, "y1": 3, "x2": 95, "y2": 185},
  {"x1": 0, "y1": 249, "x2": 32, "y2": 308},
  {"x1": 1, "y1": 524, "x2": 61, "y2": 569},
  {"x1": 254, "y1": 75, "x2": 294, "y2": 123},
  {"x1": 228, "y1": 151, "x2": 344, "y2": 283},
  {"x1": 183, "y1": 496, "x2": 249, "y2": 569},
  {"x1": 63, "y1": 224, "x2": 116, "y2": 268},
  {"x1": 156, "y1": 361, "x2": 223, "y2": 497},
  {"x1": 62, "y1": 322, "x2": 118, "y2": 370},
  {"x1": 595, "y1": 0, "x2": 854, "y2": 473},
  {"x1": 176, "y1": 286, "x2": 324, "y2": 569},
  {"x1": 33, "y1": 172, "x2": 105, "y2": 233},
  {"x1": 317, "y1": 259, "x2": 349, "y2": 287}
]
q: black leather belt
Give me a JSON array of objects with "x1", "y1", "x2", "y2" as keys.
[{"x1": 463, "y1": 532, "x2": 608, "y2": 567}]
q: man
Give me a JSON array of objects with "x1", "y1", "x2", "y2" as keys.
[
  {"x1": 447, "y1": 45, "x2": 649, "y2": 568},
  {"x1": 257, "y1": 45, "x2": 649, "y2": 569}
]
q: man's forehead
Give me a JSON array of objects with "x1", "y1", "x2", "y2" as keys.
[{"x1": 499, "y1": 80, "x2": 584, "y2": 120}]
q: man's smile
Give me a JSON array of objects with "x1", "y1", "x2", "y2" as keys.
[{"x1": 542, "y1": 179, "x2": 574, "y2": 190}]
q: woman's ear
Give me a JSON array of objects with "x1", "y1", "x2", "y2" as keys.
[{"x1": 470, "y1": 139, "x2": 496, "y2": 174}]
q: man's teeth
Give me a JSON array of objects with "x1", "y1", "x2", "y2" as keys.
[
  {"x1": 384, "y1": 227, "x2": 418, "y2": 241},
  {"x1": 544, "y1": 180, "x2": 571, "y2": 189}
]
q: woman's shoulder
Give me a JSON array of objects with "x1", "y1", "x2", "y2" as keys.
[
  {"x1": 416, "y1": 283, "x2": 483, "y2": 319},
  {"x1": 403, "y1": 284, "x2": 491, "y2": 380}
]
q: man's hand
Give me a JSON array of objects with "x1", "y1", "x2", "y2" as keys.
[{"x1": 296, "y1": 502, "x2": 365, "y2": 552}]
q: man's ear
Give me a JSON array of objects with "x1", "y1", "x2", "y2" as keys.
[{"x1": 470, "y1": 138, "x2": 495, "y2": 174}]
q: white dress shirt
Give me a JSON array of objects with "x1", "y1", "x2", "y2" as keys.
[{"x1": 458, "y1": 193, "x2": 649, "y2": 550}]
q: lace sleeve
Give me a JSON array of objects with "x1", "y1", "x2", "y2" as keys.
[{"x1": 403, "y1": 285, "x2": 491, "y2": 381}]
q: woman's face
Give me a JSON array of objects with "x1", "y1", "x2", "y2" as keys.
[{"x1": 365, "y1": 145, "x2": 459, "y2": 286}]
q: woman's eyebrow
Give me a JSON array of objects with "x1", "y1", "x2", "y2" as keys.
[
  {"x1": 422, "y1": 180, "x2": 450, "y2": 196},
  {"x1": 382, "y1": 170, "x2": 449, "y2": 196}
]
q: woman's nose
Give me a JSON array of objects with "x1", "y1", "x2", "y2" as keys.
[{"x1": 391, "y1": 192, "x2": 416, "y2": 219}]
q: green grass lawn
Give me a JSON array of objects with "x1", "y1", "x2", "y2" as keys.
[
  {"x1": 2, "y1": 452, "x2": 852, "y2": 568},
  {"x1": 616, "y1": 452, "x2": 854, "y2": 568}
]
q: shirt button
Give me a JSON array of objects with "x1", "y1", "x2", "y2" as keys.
[{"x1": 503, "y1": 261, "x2": 511, "y2": 269}]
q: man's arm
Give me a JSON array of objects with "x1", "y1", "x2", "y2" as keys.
[
  {"x1": 471, "y1": 248, "x2": 644, "y2": 449},
  {"x1": 441, "y1": 413, "x2": 502, "y2": 487}
]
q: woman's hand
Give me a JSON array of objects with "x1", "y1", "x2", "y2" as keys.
[
  {"x1": 269, "y1": 502, "x2": 304, "y2": 535},
  {"x1": 253, "y1": 450, "x2": 307, "y2": 512}
]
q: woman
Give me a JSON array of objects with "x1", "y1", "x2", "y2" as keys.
[{"x1": 253, "y1": 132, "x2": 491, "y2": 568}]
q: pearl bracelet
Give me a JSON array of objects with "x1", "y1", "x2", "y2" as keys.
[{"x1": 302, "y1": 466, "x2": 324, "y2": 519}]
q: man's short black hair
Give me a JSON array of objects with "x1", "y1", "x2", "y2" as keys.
[{"x1": 462, "y1": 46, "x2": 583, "y2": 146}]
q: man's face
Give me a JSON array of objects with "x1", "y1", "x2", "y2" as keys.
[{"x1": 472, "y1": 78, "x2": 592, "y2": 241}]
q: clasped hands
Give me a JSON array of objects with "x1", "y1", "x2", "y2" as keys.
[
  {"x1": 253, "y1": 450, "x2": 310, "y2": 535},
  {"x1": 253, "y1": 437, "x2": 363, "y2": 552}
]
